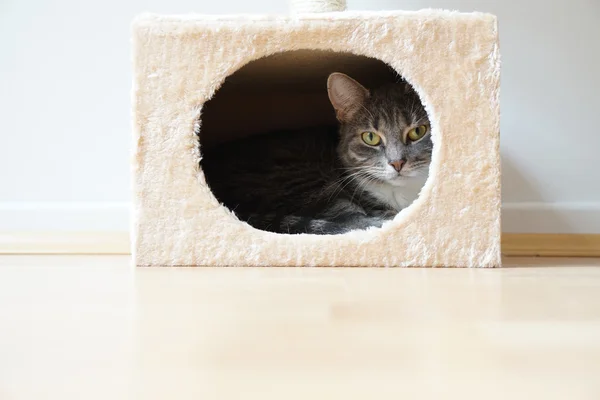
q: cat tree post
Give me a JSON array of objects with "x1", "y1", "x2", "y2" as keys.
[
  {"x1": 131, "y1": 6, "x2": 501, "y2": 267},
  {"x1": 290, "y1": 0, "x2": 347, "y2": 13}
]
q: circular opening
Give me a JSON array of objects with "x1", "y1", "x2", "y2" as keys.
[{"x1": 200, "y1": 50, "x2": 432, "y2": 235}]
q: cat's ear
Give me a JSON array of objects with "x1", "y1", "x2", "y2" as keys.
[{"x1": 327, "y1": 73, "x2": 369, "y2": 122}]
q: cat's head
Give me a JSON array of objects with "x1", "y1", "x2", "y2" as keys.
[{"x1": 327, "y1": 72, "x2": 432, "y2": 186}]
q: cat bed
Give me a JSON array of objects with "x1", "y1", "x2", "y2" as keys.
[{"x1": 131, "y1": 1, "x2": 501, "y2": 267}]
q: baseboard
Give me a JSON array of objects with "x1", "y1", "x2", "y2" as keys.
[
  {"x1": 501, "y1": 234, "x2": 600, "y2": 257},
  {"x1": 0, "y1": 232, "x2": 598, "y2": 258},
  {"x1": 0, "y1": 201, "x2": 599, "y2": 257}
]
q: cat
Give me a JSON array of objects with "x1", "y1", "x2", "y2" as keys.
[{"x1": 200, "y1": 72, "x2": 432, "y2": 235}]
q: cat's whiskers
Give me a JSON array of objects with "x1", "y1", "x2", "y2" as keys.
[
  {"x1": 347, "y1": 176, "x2": 367, "y2": 206},
  {"x1": 348, "y1": 172, "x2": 380, "y2": 206},
  {"x1": 326, "y1": 164, "x2": 379, "y2": 200},
  {"x1": 328, "y1": 165, "x2": 382, "y2": 205},
  {"x1": 324, "y1": 170, "x2": 368, "y2": 203},
  {"x1": 357, "y1": 175, "x2": 382, "y2": 209}
]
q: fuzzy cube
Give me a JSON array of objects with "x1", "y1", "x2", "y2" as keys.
[{"x1": 131, "y1": 10, "x2": 501, "y2": 267}]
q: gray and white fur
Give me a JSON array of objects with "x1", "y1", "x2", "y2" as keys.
[{"x1": 201, "y1": 72, "x2": 432, "y2": 234}]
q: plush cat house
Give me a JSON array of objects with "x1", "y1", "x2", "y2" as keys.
[{"x1": 131, "y1": 0, "x2": 501, "y2": 267}]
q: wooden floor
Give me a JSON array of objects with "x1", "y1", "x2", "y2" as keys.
[{"x1": 1, "y1": 256, "x2": 599, "y2": 399}]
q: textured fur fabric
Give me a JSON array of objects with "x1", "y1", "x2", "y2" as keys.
[{"x1": 131, "y1": 9, "x2": 501, "y2": 267}]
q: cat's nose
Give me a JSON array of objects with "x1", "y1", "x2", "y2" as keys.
[{"x1": 389, "y1": 160, "x2": 405, "y2": 172}]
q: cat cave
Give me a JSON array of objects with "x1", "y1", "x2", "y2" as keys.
[{"x1": 131, "y1": 0, "x2": 501, "y2": 267}]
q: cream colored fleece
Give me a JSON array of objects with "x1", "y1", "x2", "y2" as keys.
[{"x1": 131, "y1": 10, "x2": 501, "y2": 267}]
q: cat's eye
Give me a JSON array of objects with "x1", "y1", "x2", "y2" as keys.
[
  {"x1": 361, "y1": 131, "x2": 381, "y2": 146},
  {"x1": 407, "y1": 125, "x2": 429, "y2": 142}
]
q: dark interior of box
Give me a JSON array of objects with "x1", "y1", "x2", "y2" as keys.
[{"x1": 199, "y1": 50, "x2": 401, "y2": 149}]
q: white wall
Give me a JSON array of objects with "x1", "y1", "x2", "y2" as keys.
[{"x1": 1, "y1": 0, "x2": 599, "y2": 233}]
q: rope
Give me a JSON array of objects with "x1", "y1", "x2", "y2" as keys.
[{"x1": 289, "y1": 0, "x2": 347, "y2": 13}]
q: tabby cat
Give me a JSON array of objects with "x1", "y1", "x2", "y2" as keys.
[{"x1": 201, "y1": 72, "x2": 432, "y2": 234}]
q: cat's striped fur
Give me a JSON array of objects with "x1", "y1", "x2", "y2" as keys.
[{"x1": 201, "y1": 73, "x2": 431, "y2": 234}]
